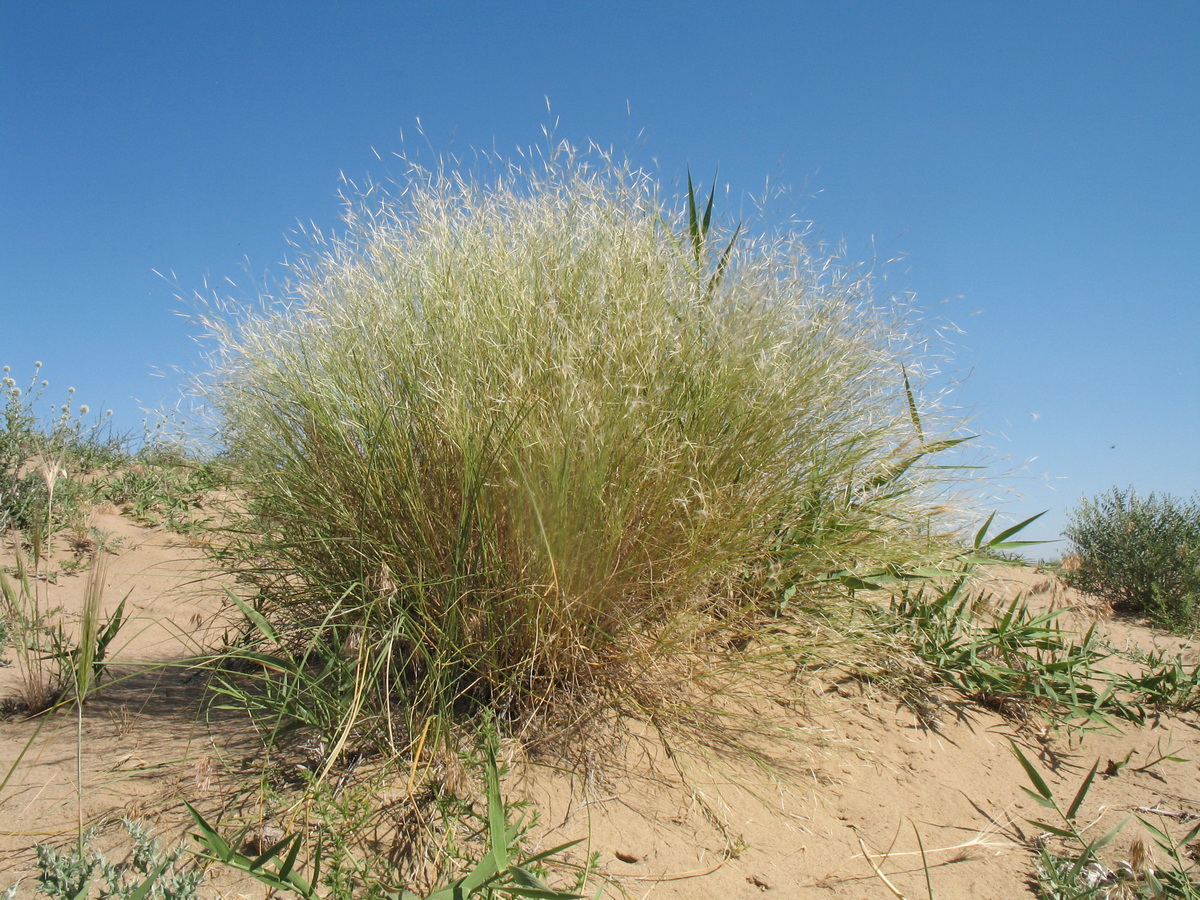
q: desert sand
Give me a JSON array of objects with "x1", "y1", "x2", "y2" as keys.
[{"x1": 2, "y1": 510, "x2": 1197, "y2": 898}]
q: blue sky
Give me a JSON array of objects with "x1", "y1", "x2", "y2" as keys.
[{"x1": 3, "y1": 1, "x2": 1197, "y2": 549}]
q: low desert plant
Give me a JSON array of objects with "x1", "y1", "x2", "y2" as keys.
[
  {"x1": 887, "y1": 579, "x2": 1137, "y2": 730},
  {"x1": 1064, "y1": 487, "x2": 1200, "y2": 631},
  {"x1": 187, "y1": 731, "x2": 593, "y2": 899},
  {"x1": 6, "y1": 818, "x2": 205, "y2": 900},
  {"x1": 1, "y1": 548, "x2": 67, "y2": 712},
  {"x1": 1013, "y1": 743, "x2": 1132, "y2": 899},
  {"x1": 0, "y1": 545, "x2": 126, "y2": 714},
  {"x1": 1013, "y1": 743, "x2": 1200, "y2": 898},
  {"x1": 1, "y1": 362, "x2": 124, "y2": 536},
  {"x1": 192, "y1": 146, "x2": 968, "y2": 758},
  {"x1": 880, "y1": 575, "x2": 1200, "y2": 731},
  {"x1": 1, "y1": 364, "x2": 47, "y2": 533},
  {"x1": 101, "y1": 454, "x2": 223, "y2": 533},
  {"x1": 1114, "y1": 648, "x2": 1200, "y2": 714},
  {"x1": 849, "y1": 514, "x2": 1200, "y2": 730}
]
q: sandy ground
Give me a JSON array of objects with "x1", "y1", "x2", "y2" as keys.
[{"x1": 1, "y1": 514, "x2": 1197, "y2": 898}]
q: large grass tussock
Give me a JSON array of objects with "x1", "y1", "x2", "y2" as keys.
[{"x1": 197, "y1": 148, "x2": 961, "y2": 751}]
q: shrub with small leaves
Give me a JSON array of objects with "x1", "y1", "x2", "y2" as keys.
[
  {"x1": 15, "y1": 819, "x2": 205, "y2": 900},
  {"x1": 1064, "y1": 487, "x2": 1200, "y2": 631}
]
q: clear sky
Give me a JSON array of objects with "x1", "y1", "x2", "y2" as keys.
[{"x1": 3, "y1": 1, "x2": 1197, "y2": 550}]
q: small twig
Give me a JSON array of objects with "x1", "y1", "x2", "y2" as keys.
[
  {"x1": 605, "y1": 857, "x2": 728, "y2": 882},
  {"x1": 579, "y1": 793, "x2": 619, "y2": 807},
  {"x1": 849, "y1": 833, "x2": 1015, "y2": 860},
  {"x1": 857, "y1": 836, "x2": 909, "y2": 899}
]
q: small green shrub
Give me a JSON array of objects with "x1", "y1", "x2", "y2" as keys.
[
  {"x1": 1064, "y1": 487, "x2": 1200, "y2": 630},
  {"x1": 1, "y1": 367, "x2": 45, "y2": 533},
  {"x1": 0, "y1": 546, "x2": 127, "y2": 714}
]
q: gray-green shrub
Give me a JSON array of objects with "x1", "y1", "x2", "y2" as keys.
[
  {"x1": 195, "y1": 148, "x2": 966, "y2": 752},
  {"x1": 1064, "y1": 486, "x2": 1200, "y2": 630},
  {"x1": 12, "y1": 819, "x2": 204, "y2": 900}
]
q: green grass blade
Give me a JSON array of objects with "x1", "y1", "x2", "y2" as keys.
[
  {"x1": 1011, "y1": 743, "x2": 1054, "y2": 801},
  {"x1": 279, "y1": 835, "x2": 309, "y2": 891},
  {"x1": 1144, "y1": 870, "x2": 1165, "y2": 895},
  {"x1": 1088, "y1": 815, "x2": 1129, "y2": 853},
  {"x1": 0, "y1": 710, "x2": 52, "y2": 799},
  {"x1": 1178, "y1": 820, "x2": 1200, "y2": 846},
  {"x1": 126, "y1": 857, "x2": 172, "y2": 900},
  {"x1": 901, "y1": 363, "x2": 924, "y2": 442},
  {"x1": 184, "y1": 800, "x2": 234, "y2": 863},
  {"x1": 1019, "y1": 787, "x2": 1060, "y2": 810},
  {"x1": 250, "y1": 832, "x2": 298, "y2": 872},
  {"x1": 988, "y1": 510, "x2": 1047, "y2": 547},
  {"x1": 701, "y1": 172, "x2": 716, "y2": 237},
  {"x1": 226, "y1": 588, "x2": 281, "y2": 644},
  {"x1": 973, "y1": 511, "x2": 997, "y2": 549},
  {"x1": 223, "y1": 649, "x2": 301, "y2": 675},
  {"x1": 686, "y1": 168, "x2": 701, "y2": 267},
  {"x1": 707, "y1": 224, "x2": 741, "y2": 295},
  {"x1": 486, "y1": 741, "x2": 510, "y2": 876},
  {"x1": 95, "y1": 594, "x2": 128, "y2": 661},
  {"x1": 517, "y1": 838, "x2": 584, "y2": 868},
  {"x1": 1064, "y1": 759, "x2": 1099, "y2": 821},
  {"x1": 913, "y1": 823, "x2": 933, "y2": 900},
  {"x1": 503, "y1": 886, "x2": 586, "y2": 900},
  {"x1": 1025, "y1": 819, "x2": 1076, "y2": 839}
]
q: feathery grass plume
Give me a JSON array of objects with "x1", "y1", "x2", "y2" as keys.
[{"x1": 193, "y1": 144, "x2": 967, "y2": 757}]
